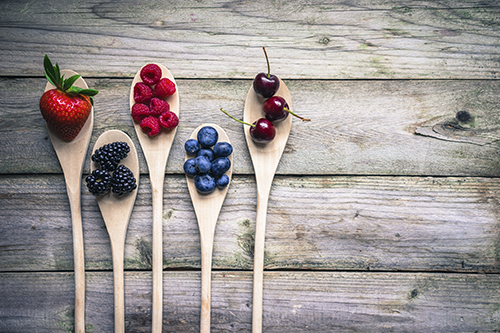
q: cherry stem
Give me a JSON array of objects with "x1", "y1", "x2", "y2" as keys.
[
  {"x1": 263, "y1": 47, "x2": 271, "y2": 78},
  {"x1": 284, "y1": 107, "x2": 311, "y2": 122},
  {"x1": 220, "y1": 108, "x2": 255, "y2": 127}
]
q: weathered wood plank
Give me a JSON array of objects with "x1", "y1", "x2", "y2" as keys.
[
  {"x1": 1, "y1": 175, "x2": 499, "y2": 273},
  {"x1": 0, "y1": 0, "x2": 499, "y2": 79},
  {"x1": 1, "y1": 78, "x2": 499, "y2": 176},
  {"x1": 0, "y1": 271, "x2": 499, "y2": 332}
]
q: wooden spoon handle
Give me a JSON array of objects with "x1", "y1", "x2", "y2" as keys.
[
  {"x1": 200, "y1": 241, "x2": 214, "y2": 333},
  {"x1": 111, "y1": 241, "x2": 126, "y2": 333},
  {"x1": 67, "y1": 191, "x2": 86, "y2": 333},
  {"x1": 252, "y1": 193, "x2": 270, "y2": 333},
  {"x1": 151, "y1": 174, "x2": 165, "y2": 333}
]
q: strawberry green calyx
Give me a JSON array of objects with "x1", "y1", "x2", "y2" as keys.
[{"x1": 43, "y1": 55, "x2": 98, "y2": 104}]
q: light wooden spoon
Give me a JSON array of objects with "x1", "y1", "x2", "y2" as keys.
[
  {"x1": 91, "y1": 130, "x2": 139, "y2": 333},
  {"x1": 130, "y1": 64, "x2": 179, "y2": 332},
  {"x1": 185, "y1": 124, "x2": 233, "y2": 333},
  {"x1": 244, "y1": 79, "x2": 292, "y2": 333},
  {"x1": 44, "y1": 70, "x2": 94, "y2": 333}
]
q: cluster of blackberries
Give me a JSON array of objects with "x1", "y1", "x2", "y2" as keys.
[
  {"x1": 86, "y1": 141, "x2": 137, "y2": 197},
  {"x1": 183, "y1": 126, "x2": 232, "y2": 194}
]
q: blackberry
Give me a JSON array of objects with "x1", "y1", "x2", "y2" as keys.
[
  {"x1": 91, "y1": 141, "x2": 130, "y2": 171},
  {"x1": 85, "y1": 169, "x2": 111, "y2": 196},
  {"x1": 111, "y1": 165, "x2": 137, "y2": 196}
]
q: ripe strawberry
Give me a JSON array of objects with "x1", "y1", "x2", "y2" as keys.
[{"x1": 39, "y1": 55, "x2": 98, "y2": 141}]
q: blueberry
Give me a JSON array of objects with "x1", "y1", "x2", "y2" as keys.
[
  {"x1": 197, "y1": 126, "x2": 218, "y2": 148},
  {"x1": 185, "y1": 139, "x2": 200, "y2": 155},
  {"x1": 195, "y1": 174, "x2": 216, "y2": 194},
  {"x1": 195, "y1": 156, "x2": 211, "y2": 174},
  {"x1": 216, "y1": 174, "x2": 230, "y2": 188},
  {"x1": 213, "y1": 142, "x2": 233, "y2": 157},
  {"x1": 197, "y1": 148, "x2": 215, "y2": 162},
  {"x1": 184, "y1": 158, "x2": 197, "y2": 177},
  {"x1": 210, "y1": 157, "x2": 231, "y2": 177}
]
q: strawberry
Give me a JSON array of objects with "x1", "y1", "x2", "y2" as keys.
[{"x1": 39, "y1": 55, "x2": 98, "y2": 141}]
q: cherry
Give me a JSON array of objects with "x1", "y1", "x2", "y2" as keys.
[
  {"x1": 262, "y1": 96, "x2": 311, "y2": 122},
  {"x1": 253, "y1": 47, "x2": 280, "y2": 98},
  {"x1": 250, "y1": 118, "x2": 276, "y2": 143},
  {"x1": 262, "y1": 96, "x2": 289, "y2": 122},
  {"x1": 220, "y1": 108, "x2": 276, "y2": 143}
]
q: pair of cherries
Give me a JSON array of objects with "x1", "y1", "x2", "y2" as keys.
[{"x1": 224, "y1": 47, "x2": 309, "y2": 144}]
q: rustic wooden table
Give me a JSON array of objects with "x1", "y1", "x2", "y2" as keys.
[{"x1": 1, "y1": 1, "x2": 500, "y2": 332}]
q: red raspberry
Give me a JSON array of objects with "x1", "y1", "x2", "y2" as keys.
[
  {"x1": 131, "y1": 103, "x2": 150, "y2": 123},
  {"x1": 155, "y1": 78, "x2": 176, "y2": 98},
  {"x1": 149, "y1": 97, "x2": 170, "y2": 117},
  {"x1": 140, "y1": 116, "x2": 161, "y2": 137},
  {"x1": 140, "y1": 64, "x2": 162, "y2": 86},
  {"x1": 158, "y1": 111, "x2": 179, "y2": 129},
  {"x1": 134, "y1": 82, "x2": 154, "y2": 104}
]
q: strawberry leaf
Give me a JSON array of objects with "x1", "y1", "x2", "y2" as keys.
[
  {"x1": 54, "y1": 63, "x2": 61, "y2": 86},
  {"x1": 67, "y1": 86, "x2": 99, "y2": 96},
  {"x1": 43, "y1": 55, "x2": 55, "y2": 77},
  {"x1": 63, "y1": 74, "x2": 81, "y2": 91},
  {"x1": 43, "y1": 55, "x2": 58, "y2": 87},
  {"x1": 43, "y1": 55, "x2": 99, "y2": 99},
  {"x1": 78, "y1": 88, "x2": 99, "y2": 96},
  {"x1": 44, "y1": 72, "x2": 57, "y2": 88},
  {"x1": 43, "y1": 55, "x2": 64, "y2": 90},
  {"x1": 67, "y1": 86, "x2": 84, "y2": 95}
]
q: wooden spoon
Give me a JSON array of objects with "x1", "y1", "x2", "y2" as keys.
[
  {"x1": 91, "y1": 130, "x2": 139, "y2": 333},
  {"x1": 44, "y1": 70, "x2": 94, "y2": 333},
  {"x1": 130, "y1": 64, "x2": 179, "y2": 332},
  {"x1": 185, "y1": 124, "x2": 233, "y2": 333},
  {"x1": 244, "y1": 79, "x2": 292, "y2": 333}
]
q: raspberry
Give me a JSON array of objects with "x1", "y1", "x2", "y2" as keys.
[
  {"x1": 140, "y1": 116, "x2": 161, "y2": 136},
  {"x1": 159, "y1": 111, "x2": 179, "y2": 129},
  {"x1": 111, "y1": 165, "x2": 137, "y2": 196},
  {"x1": 91, "y1": 141, "x2": 130, "y2": 171},
  {"x1": 140, "y1": 64, "x2": 162, "y2": 86},
  {"x1": 149, "y1": 97, "x2": 170, "y2": 117},
  {"x1": 85, "y1": 169, "x2": 111, "y2": 196},
  {"x1": 134, "y1": 82, "x2": 154, "y2": 104},
  {"x1": 155, "y1": 78, "x2": 176, "y2": 98},
  {"x1": 131, "y1": 103, "x2": 150, "y2": 123}
]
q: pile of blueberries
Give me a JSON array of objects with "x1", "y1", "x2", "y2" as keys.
[{"x1": 183, "y1": 126, "x2": 232, "y2": 194}]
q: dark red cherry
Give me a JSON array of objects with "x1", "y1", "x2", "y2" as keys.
[
  {"x1": 253, "y1": 73, "x2": 279, "y2": 98},
  {"x1": 250, "y1": 118, "x2": 276, "y2": 143},
  {"x1": 253, "y1": 47, "x2": 279, "y2": 98},
  {"x1": 262, "y1": 96, "x2": 311, "y2": 122},
  {"x1": 220, "y1": 108, "x2": 275, "y2": 144},
  {"x1": 262, "y1": 96, "x2": 289, "y2": 122}
]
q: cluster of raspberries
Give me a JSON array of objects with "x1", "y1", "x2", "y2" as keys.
[
  {"x1": 132, "y1": 63, "x2": 179, "y2": 136},
  {"x1": 86, "y1": 141, "x2": 137, "y2": 196}
]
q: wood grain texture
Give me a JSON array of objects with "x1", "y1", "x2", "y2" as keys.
[
  {"x1": 0, "y1": 271, "x2": 499, "y2": 332},
  {"x1": 1, "y1": 174, "x2": 499, "y2": 273},
  {"x1": 1, "y1": 1, "x2": 500, "y2": 331},
  {"x1": 1, "y1": 78, "x2": 500, "y2": 176},
  {"x1": 0, "y1": 0, "x2": 499, "y2": 79}
]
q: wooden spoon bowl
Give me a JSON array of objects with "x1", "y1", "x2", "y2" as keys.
[
  {"x1": 44, "y1": 70, "x2": 94, "y2": 333},
  {"x1": 91, "y1": 130, "x2": 139, "y2": 333},
  {"x1": 185, "y1": 124, "x2": 233, "y2": 333},
  {"x1": 130, "y1": 63, "x2": 179, "y2": 332},
  {"x1": 244, "y1": 79, "x2": 292, "y2": 333}
]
